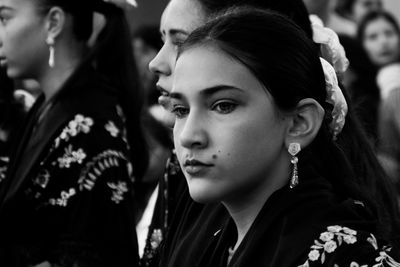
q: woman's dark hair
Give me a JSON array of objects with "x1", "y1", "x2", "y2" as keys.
[
  {"x1": 193, "y1": 0, "x2": 313, "y2": 38},
  {"x1": 179, "y1": 6, "x2": 400, "y2": 241},
  {"x1": 0, "y1": 68, "x2": 26, "y2": 156},
  {"x1": 357, "y1": 10, "x2": 400, "y2": 43},
  {"x1": 132, "y1": 25, "x2": 163, "y2": 51},
  {"x1": 35, "y1": 0, "x2": 148, "y2": 178}
]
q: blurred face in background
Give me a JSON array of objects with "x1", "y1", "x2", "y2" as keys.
[
  {"x1": 363, "y1": 17, "x2": 400, "y2": 67},
  {"x1": 352, "y1": 0, "x2": 382, "y2": 22}
]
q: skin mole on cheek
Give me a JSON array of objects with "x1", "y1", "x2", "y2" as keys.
[{"x1": 212, "y1": 154, "x2": 217, "y2": 159}]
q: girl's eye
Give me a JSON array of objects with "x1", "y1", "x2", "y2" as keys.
[
  {"x1": 0, "y1": 17, "x2": 8, "y2": 25},
  {"x1": 172, "y1": 40, "x2": 184, "y2": 50},
  {"x1": 171, "y1": 105, "x2": 189, "y2": 119},
  {"x1": 212, "y1": 101, "x2": 237, "y2": 114}
]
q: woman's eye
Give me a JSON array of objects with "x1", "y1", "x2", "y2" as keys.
[
  {"x1": 212, "y1": 101, "x2": 237, "y2": 114},
  {"x1": 171, "y1": 105, "x2": 189, "y2": 118}
]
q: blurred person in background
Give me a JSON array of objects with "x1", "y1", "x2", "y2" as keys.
[{"x1": 358, "y1": 10, "x2": 400, "y2": 68}]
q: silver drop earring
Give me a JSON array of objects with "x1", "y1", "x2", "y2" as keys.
[
  {"x1": 288, "y1": 143, "x2": 301, "y2": 189},
  {"x1": 46, "y1": 37, "x2": 55, "y2": 68}
]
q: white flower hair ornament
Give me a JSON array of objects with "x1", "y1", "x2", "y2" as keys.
[
  {"x1": 320, "y1": 58, "x2": 348, "y2": 140},
  {"x1": 103, "y1": 0, "x2": 138, "y2": 8},
  {"x1": 310, "y1": 15, "x2": 349, "y2": 75}
]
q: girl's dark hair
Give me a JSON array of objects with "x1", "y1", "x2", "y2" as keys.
[
  {"x1": 357, "y1": 10, "x2": 400, "y2": 42},
  {"x1": 193, "y1": 0, "x2": 313, "y2": 38},
  {"x1": 179, "y1": 6, "x2": 400, "y2": 241},
  {"x1": 0, "y1": 68, "x2": 26, "y2": 156},
  {"x1": 35, "y1": 0, "x2": 148, "y2": 178}
]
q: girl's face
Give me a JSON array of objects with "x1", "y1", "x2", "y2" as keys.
[
  {"x1": 149, "y1": 0, "x2": 207, "y2": 127},
  {"x1": 172, "y1": 46, "x2": 290, "y2": 204},
  {"x1": 363, "y1": 17, "x2": 400, "y2": 67},
  {"x1": 0, "y1": 0, "x2": 48, "y2": 79},
  {"x1": 352, "y1": 0, "x2": 382, "y2": 23}
]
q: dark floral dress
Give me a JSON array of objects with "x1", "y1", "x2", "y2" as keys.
[
  {"x1": 0, "y1": 68, "x2": 139, "y2": 266},
  {"x1": 157, "y1": 165, "x2": 400, "y2": 267}
]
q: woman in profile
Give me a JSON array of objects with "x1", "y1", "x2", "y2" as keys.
[
  {"x1": 0, "y1": 0, "x2": 147, "y2": 266},
  {"x1": 162, "y1": 7, "x2": 400, "y2": 266}
]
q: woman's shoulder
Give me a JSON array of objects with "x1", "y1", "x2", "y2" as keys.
[{"x1": 298, "y1": 224, "x2": 400, "y2": 266}]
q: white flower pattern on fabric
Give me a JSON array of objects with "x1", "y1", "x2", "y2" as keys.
[
  {"x1": 298, "y1": 226, "x2": 400, "y2": 267},
  {"x1": 54, "y1": 114, "x2": 93, "y2": 148},
  {"x1": 105, "y1": 121, "x2": 119, "y2": 137},
  {"x1": 58, "y1": 145, "x2": 86, "y2": 168},
  {"x1": 48, "y1": 188, "x2": 76, "y2": 207},
  {"x1": 78, "y1": 150, "x2": 130, "y2": 193},
  {"x1": 107, "y1": 181, "x2": 128, "y2": 204}
]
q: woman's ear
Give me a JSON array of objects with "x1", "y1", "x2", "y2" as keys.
[
  {"x1": 285, "y1": 98, "x2": 325, "y2": 149},
  {"x1": 45, "y1": 7, "x2": 66, "y2": 41}
]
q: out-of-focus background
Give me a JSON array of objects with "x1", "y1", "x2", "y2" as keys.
[{"x1": 126, "y1": 0, "x2": 399, "y2": 32}]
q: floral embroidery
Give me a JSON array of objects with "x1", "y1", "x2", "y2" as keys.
[
  {"x1": 54, "y1": 114, "x2": 93, "y2": 147},
  {"x1": 299, "y1": 225, "x2": 357, "y2": 266},
  {"x1": 58, "y1": 145, "x2": 86, "y2": 168},
  {"x1": 49, "y1": 188, "x2": 76, "y2": 207},
  {"x1": 107, "y1": 181, "x2": 128, "y2": 204},
  {"x1": 0, "y1": 156, "x2": 9, "y2": 184},
  {"x1": 141, "y1": 228, "x2": 163, "y2": 265},
  {"x1": 78, "y1": 150, "x2": 129, "y2": 191},
  {"x1": 33, "y1": 169, "x2": 50, "y2": 189},
  {"x1": 374, "y1": 246, "x2": 400, "y2": 267},
  {"x1": 299, "y1": 227, "x2": 400, "y2": 267},
  {"x1": 105, "y1": 121, "x2": 119, "y2": 137}
]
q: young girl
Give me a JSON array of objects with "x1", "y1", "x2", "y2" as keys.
[
  {"x1": 0, "y1": 0, "x2": 147, "y2": 266},
  {"x1": 161, "y1": 7, "x2": 400, "y2": 266},
  {"x1": 141, "y1": 1, "x2": 314, "y2": 265}
]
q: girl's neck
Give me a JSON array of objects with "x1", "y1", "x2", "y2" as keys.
[
  {"x1": 38, "y1": 43, "x2": 87, "y2": 101},
  {"x1": 223, "y1": 160, "x2": 290, "y2": 253}
]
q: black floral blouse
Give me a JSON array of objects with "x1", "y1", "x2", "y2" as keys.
[
  {"x1": 0, "y1": 68, "x2": 139, "y2": 266},
  {"x1": 158, "y1": 166, "x2": 400, "y2": 267}
]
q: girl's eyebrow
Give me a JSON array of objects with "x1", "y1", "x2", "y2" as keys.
[{"x1": 170, "y1": 85, "x2": 244, "y2": 100}]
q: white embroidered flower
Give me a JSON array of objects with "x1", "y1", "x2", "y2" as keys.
[
  {"x1": 367, "y1": 234, "x2": 378, "y2": 250},
  {"x1": 49, "y1": 188, "x2": 76, "y2": 207},
  {"x1": 323, "y1": 240, "x2": 337, "y2": 253},
  {"x1": 108, "y1": 181, "x2": 128, "y2": 204},
  {"x1": 342, "y1": 227, "x2": 357, "y2": 236},
  {"x1": 319, "y1": 232, "x2": 334, "y2": 242},
  {"x1": 327, "y1": 225, "x2": 342, "y2": 233},
  {"x1": 308, "y1": 250, "x2": 320, "y2": 261},
  {"x1": 56, "y1": 115, "x2": 93, "y2": 146},
  {"x1": 105, "y1": 121, "x2": 119, "y2": 137},
  {"x1": 58, "y1": 146, "x2": 87, "y2": 168},
  {"x1": 343, "y1": 234, "x2": 357, "y2": 244},
  {"x1": 150, "y1": 229, "x2": 163, "y2": 250}
]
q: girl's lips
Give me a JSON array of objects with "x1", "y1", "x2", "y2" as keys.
[{"x1": 183, "y1": 159, "x2": 214, "y2": 176}]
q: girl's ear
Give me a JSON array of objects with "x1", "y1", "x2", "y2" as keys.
[
  {"x1": 284, "y1": 98, "x2": 325, "y2": 149},
  {"x1": 45, "y1": 6, "x2": 66, "y2": 41}
]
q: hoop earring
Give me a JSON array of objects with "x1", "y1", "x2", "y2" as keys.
[
  {"x1": 46, "y1": 37, "x2": 55, "y2": 68},
  {"x1": 288, "y1": 143, "x2": 301, "y2": 189}
]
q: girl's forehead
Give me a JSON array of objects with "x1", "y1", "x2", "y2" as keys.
[{"x1": 162, "y1": 0, "x2": 206, "y2": 30}]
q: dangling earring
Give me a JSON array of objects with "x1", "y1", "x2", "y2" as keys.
[
  {"x1": 288, "y1": 143, "x2": 301, "y2": 189},
  {"x1": 46, "y1": 36, "x2": 55, "y2": 68}
]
